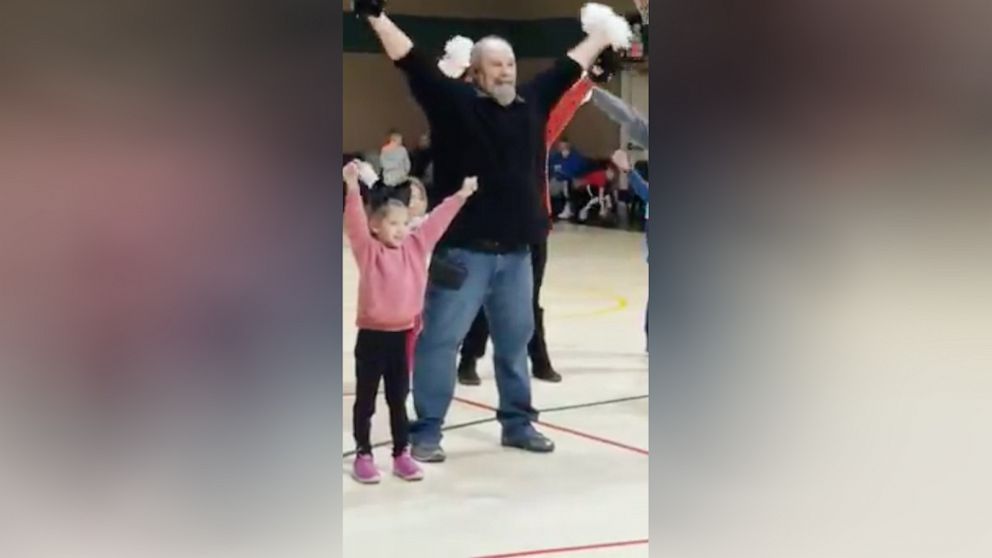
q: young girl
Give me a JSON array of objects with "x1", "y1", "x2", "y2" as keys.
[{"x1": 343, "y1": 161, "x2": 476, "y2": 484}]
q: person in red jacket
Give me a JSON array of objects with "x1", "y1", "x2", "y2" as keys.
[{"x1": 456, "y1": 51, "x2": 619, "y2": 386}]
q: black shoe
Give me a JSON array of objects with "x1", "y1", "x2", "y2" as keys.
[
  {"x1": 502, "y1": 431, "x2": 555, "y2": 453},
  {"x1": 531, "y1": 360, "x2": 562, "y2": 383},
  {"x1": 457, "y1": 357, "x2": 481, "y2": 386}
]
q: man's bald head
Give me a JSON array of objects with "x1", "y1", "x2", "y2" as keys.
[{"x1": 469, "y1": 36, "x2": 518, "y2": 106}]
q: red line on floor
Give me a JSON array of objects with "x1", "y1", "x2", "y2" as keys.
[
  {"x1": 537, "y1": 420, "x2": 650, "y2": 456},
  {"x1": 342, "y1": 392, "x2": 648, "y2": 455},
  {"x1": 452, "y1": 396, "x2": 649, "y2": 456},
  {"x1": 452, "y1": 395, "x2": 498, "y2": 412},
  {"x1": 472, "y1": 538, "x2": 648, "y2": 557}
]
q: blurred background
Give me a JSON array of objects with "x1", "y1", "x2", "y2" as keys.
[
  {"x1": 651, "y1": 0, "x2": 992, "y2": 556},
  {"x1": 1, "y1": 1, "x2": 340, "y2": 556}
]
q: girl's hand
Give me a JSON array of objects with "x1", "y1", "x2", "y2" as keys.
[
  {"x1": 456, "y1": 176, "x2": 478, "y2": 199},
  {"x1": 343, "y1": 161, "x2": 361, "y2": 190},
  {"x1": 356, "y1": 161, "x2": 379, "y2": 186}
]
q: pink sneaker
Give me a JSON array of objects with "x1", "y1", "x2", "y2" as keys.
[
  {"x1": 392, "y1": 450, "x2": 424, "y2": 481},
  {"x1": 352, "y1": 454, "x2": 380, "y2": 484}
]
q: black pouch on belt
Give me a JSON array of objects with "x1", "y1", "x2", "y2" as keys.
[{"x1": 428, "y1": 250, "x2": 468, "y2": 290}]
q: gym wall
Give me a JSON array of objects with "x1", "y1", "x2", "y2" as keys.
[{"x1": 342, "y1": 1, "x2": 644, "y2": 157}]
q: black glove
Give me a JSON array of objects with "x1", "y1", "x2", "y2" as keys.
[
  {"x1": 590, "y1": 48, "x2": 619, "y2": 84},
  {"x1": 351, "y1": 0, "x2": 385, "y2": 19}
]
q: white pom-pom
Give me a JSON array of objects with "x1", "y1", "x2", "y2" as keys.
[
  {"x1": 437, "y1": 35, "x2": 474, "y2": 78},
  {"x1": 581, "y1": 3, "x2": 633, "y2": 50},
  {"x1": 437, "y1": 60, "x2": 464, "y2": 79},
  {"x1": 445, "y1": 36, "x2": 473, "y2": 66},
  {"x1": 356, "y1": 161, "x2": 379, "y2": 186}
]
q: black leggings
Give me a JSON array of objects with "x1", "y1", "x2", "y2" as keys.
[{"x1": 353, "y1": 328, "x2": 411, "y2": 457}]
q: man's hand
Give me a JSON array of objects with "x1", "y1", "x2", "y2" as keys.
[
  {"x1": 569, "y1": 4, "x2": 632, "y2": 71},
  {"x1": 589, "y1": 48, "x2": 619, "y2": 84},
  {"x1": 343, "y1": 161, "x2": 361, "y2": 192},
  {"x1": 456, "y1": 176, "x2": 478, "y2": 199},
  {"x1": 364, "y1": 10, "x2": 414, "y2": 61},
  {"x1": 351, "y1": 0, "x2": 385, "y2": 19}
]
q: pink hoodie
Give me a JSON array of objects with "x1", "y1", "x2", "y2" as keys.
[{"x1": 344, "y1": 189, "x2": 465, "y2": 331}]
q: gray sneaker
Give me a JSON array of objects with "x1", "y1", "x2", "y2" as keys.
[
  {"x1": 501, "y1": 431, "x2": 555, "y2": 453},
  {"x1": 410, "y1": 444, "x2": 446, "y2": 463}
]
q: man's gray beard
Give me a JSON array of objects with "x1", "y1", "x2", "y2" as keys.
[{"x1": 491, "y1": 84, "x2": 516, "y2": 106}]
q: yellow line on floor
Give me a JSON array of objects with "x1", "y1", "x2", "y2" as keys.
[{"x1": 552, "y1": 288, "x2": 630, "y2": 319}]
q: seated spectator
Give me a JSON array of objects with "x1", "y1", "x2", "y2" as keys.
[{"x1": 548, "y1": 138, "x2": 588, "y2": 220}]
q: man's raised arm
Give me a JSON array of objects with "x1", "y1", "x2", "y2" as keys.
[
  {"x1": 352, "y1": 0, "x2": 412, "y2": 60},
  {"x1": 567, "y1": 3, "x2": 632, "y2": 70},
  {"x1": 526, "y1": 3, "x2": 631, "y2": 114},
  {"x1": 567, "y1": 36, "x2": 613, "y2": 71},
  {"x1": 352, "y1": 0, "x2": 462, "y2": 117},
  {"x1": 366, "y1": 14, "x2": 414, "y2": 61}
]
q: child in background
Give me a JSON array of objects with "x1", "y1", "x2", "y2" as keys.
[
  {"x1": 404, "y1": 177, "x2": 429, "y2": 375},
  {"x1": 343, "y1": 161, "x2": 477, "y2": 484},
  {"x1": 379, "y1": 130, "x2": 411, "y2": 186},
  {"x1": 407, "y1": 178, "x2": 428, "y2": 230},
  {"x1": 574, "y1": 159, "x2": 620, "y2": 223}
]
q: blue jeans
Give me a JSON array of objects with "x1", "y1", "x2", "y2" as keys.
[{"x1": 409, "y1": 247, "x2": 538, "y2": 448}]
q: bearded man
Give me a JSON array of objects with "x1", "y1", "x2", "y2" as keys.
[{"x1": 353, "y1": 0, "x2": 631, "y2": 462}]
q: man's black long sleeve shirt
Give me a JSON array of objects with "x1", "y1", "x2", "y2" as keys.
[{"x1": 394, "y1": 47, "x2": 582, "y2": 249}]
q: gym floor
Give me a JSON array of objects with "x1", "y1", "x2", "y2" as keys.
[{"x1": 342, "y1": 224, "x2": 649, "y2": 557}]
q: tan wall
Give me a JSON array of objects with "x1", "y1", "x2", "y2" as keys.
[
  {"x1": 342, "y1": 0, "x2": 635, "y2": 19},
  {"x1": 343, "y1": 54, "x2": 623, "y2": 159}
]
